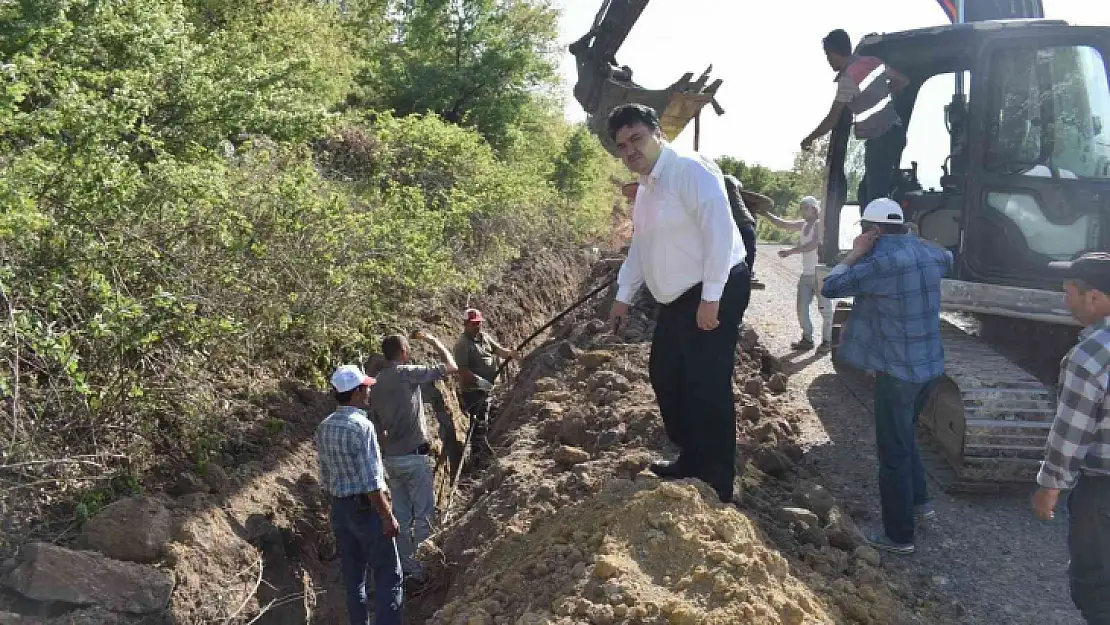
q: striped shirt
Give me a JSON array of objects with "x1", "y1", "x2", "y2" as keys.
[
  {"x1": 1037, "y1": 316, "x2": 1110, "y2": 490},
  {"x1": 835, "y1": 55, "x2": 901, "y2": 140},
  {"x1": 315, "y1": 405, "x2": 388, "y2": 497},
  {"x1": 820, "y1": 234, "x2": 953, "y2": 383}
]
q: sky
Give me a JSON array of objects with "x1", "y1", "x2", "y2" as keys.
[{"x1": 554, "y1": 0, "x2": 1110, "y2": 189}]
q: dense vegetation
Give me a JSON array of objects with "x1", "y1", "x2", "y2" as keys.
[{"x1": 0, "y1": 0, "x2": 621, "y2": 526}]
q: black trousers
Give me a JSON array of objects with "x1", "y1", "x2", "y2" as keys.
[
  {"x1": 461, "y1": 390, "x2": 492, "y2": 457},
  {"x1": 1068, "y1": 474, "x2": 1110, "y2": 624},
  {"x1": 738, "y1": 224, "x2": 757, "y2": 278},
  {"x1": 648, "y1": 263, "x2": 751, "y2": 499}
]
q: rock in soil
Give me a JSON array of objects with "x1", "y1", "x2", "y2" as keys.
[
  {"x1": 81, "y1": 496, "x2": 171, "y2": 563},
  {"x1": 4, "y1": 542, "x2": 173, "y2": 614}
]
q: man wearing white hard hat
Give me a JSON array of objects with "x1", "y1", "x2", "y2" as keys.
[
  {"x1": 821, "y1": 198, "x2": 953, "y2": 555},
  {"x1": 315, "y1": 364, "x2": 403, "y2": 625}
]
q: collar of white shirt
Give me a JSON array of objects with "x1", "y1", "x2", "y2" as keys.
[{"x1": 641, "y1": 143, "x2": 676, "y2": 186}]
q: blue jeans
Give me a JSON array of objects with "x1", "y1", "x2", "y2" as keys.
[
  {"x1": 873, "y1": 373, "x2": 938, "y2": 544},
  {"x1": 330, "y1": 495, "x2": 404, "y2": 625},
  {"x1": 383, "y1": 454, "x2": 436, "y2": 577},
  {"x1": 796, "y1": 274, "x2": 834, "y2": 343}
]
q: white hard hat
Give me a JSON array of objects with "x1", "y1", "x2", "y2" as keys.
[{"x1": 860, "y1": 198, "x2": 904, "y2": 224}]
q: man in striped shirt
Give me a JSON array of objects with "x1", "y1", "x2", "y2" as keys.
[
  {"x1": 1031, "y1": 252, "x2": 1110, "y2": 623},
  {"x1": 801, "y1": 29, "x2": 910, "y2": 208},
  {"x1": 316, "y1": 364, "x2": 403, "y2": 625}
]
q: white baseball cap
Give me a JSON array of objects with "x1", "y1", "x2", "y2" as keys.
[
  {"x1": 860, "y1": 198, "x2": 904, "y2": 224},
  {"x1": 330, "y1": 364, "x2": 376, "y2": 393}
]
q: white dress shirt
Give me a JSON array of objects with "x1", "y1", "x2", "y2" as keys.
[{"x1": 615, "y1": 144, "x2": 746, "y2": 305}]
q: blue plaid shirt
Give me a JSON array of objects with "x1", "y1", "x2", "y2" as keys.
[
  {"x1": 314, "y1": 405, "x2": 388, "y2": 497},
  {"x1": 821, "y1": 234, "x2": 953, "y2": 382}
]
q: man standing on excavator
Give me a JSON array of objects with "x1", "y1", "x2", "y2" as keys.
[
  {"x1": 607, "y1": 103, "x2": 750, "y2": 504},
  {"x1": 801, "y1": 29, "x2": 910, "y2": 208},
  {"x1": 1031, "y1": 252, "x2": 1110, "y2": 624}
]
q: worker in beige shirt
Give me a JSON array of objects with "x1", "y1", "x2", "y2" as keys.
[{"x1": 452, "y1": 308, "x2": 517, "y2": 461}]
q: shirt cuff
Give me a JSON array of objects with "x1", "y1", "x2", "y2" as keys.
[
  {"x1": 1036, "y1": 463, "x2": 1073, "y2": 490},
  {"x1": 701, "y1": 280, "x2": 725, "y2": 302},
  {"x1": 368, "y1": 474, "x2": 388, "y2": 493},
  {"x1": 615, "y1": 284, "x2": 637, "y2": 304}
]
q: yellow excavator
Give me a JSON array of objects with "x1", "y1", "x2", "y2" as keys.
[{"x1": 574, "y1": 0, "x2": 1110, "y2": 492}]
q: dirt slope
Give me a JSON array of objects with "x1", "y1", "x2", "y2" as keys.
[{"x1": 415, "y1": 253, "x2": 938, "y2": 625}]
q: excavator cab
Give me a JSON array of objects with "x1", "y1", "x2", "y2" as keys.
[{"x1": 820, "y1": 18, "x2": 1110, "y2": 490}]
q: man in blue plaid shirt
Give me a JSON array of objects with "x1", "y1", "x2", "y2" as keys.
[
  {"x1": 1031, "y1": 252, "x2": 1110, "y2": 623},
  {"x1": 822, "y1": 198, "x2": 953, "y2": 554},
  {"x1": 316, "y1": 364, "x2": 403, "y2": 625}
]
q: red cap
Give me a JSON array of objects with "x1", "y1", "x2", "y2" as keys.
[{"x1": 464, "y1": 308, "x2": 484, "y2": 323}]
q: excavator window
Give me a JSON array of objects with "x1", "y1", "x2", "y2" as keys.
[{"x1": 986, "y1": 44, "x2": 1110, "y2": 180}]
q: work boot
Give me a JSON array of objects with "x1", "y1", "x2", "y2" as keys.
[
  {"x1": 790, "y1": 337, "x2": 815, "y2": 351},
  {"x1": 816, "y1": 341, "x2": 831, "y2": 355},
  {"x1": 649, "y1": 459, "x2": 687, "y2": 479}
]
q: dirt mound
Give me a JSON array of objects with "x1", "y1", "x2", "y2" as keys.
[
  {"x1": 432, "y1": 479, "x2": 838, "y2": 625},
  {"x1": 417, "y1": 255, "x2": 933, "y2": 624}
]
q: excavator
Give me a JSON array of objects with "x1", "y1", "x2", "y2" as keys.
[
  {"x1": 573, "y1": 0, "x2": 1110, "y2": 492},
  {"x1": 819, "y1": 0, "x2": 1110, "y2": 491}
]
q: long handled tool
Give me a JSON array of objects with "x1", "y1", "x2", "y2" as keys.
[{"x1": 440, "y1": 275, "x2": 617, "y2": 522}]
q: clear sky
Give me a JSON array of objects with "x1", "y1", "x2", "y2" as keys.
[{"x1": 555, "y1": 0, "x2": 1110, "y2": 189}]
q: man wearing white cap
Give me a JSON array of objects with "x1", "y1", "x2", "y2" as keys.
[
  {"x1": 315, "y1": 365, "x2": 403, "y2": 625},
  {"x1": 762, "y1": 195, "x2": 835, "y2": 353},
  {"x1": 821, "y1": 198, "x2": 952, "y2": 555}
]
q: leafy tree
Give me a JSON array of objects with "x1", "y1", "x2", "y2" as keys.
[{"x1": 358, "y1": 0, "x2": 561, "y2": 149}]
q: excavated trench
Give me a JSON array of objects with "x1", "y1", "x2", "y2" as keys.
[{"x1": 1, "y1": 247, "x2": 951, "y2": 625}]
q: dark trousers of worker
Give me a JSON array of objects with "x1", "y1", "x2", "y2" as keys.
[
  {"x1": 648, "y1": 263, "x2": 750, "y2": 501},
  {"x1": 738, "y1": 224, "x2": 757, "y2": 278},
  {"x1": 860, "y1": 124, "x2": 907, "y2": 208},
  {"x1": 461, "y1": 389, "x2": 492, "y2": 457},
  {"x1": 873, "y1": 373, "x2": 937, "y2": 544},
  {"x1": 330, "y1": 495, "x2": 404, "y2": 625},
  {"x1": 1067, "y1": 474, "x2": 1110, "y2": 624}
]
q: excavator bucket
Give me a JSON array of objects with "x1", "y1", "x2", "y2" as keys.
[
  {"x1": 581, "y1": 75, "x2": 721, "y2": 156},
  {"x1": 570, "y1": 0, "x2": 723, "y2": 157}
]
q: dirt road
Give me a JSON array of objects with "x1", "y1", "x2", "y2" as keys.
[{"x1": 746, "y1": 244, "x2": 1082, "y2": 625}]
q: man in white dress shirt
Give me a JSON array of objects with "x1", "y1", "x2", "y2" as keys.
[{"x1": 607, "y1": 103, "x2": 751, "y2": 503}]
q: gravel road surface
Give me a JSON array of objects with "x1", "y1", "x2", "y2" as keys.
[{"x1": 746, "y1": 243, "x2": 1083, "y2": 625}]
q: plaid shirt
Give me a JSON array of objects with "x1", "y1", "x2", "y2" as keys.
[
  {"x1": 821, "y1": 234, "x2": 953, "y2": 383},
  {"x1": 314, "y1": 405, "x2": 388, "y2": 497},
  {"x1": 1037, "y1": 315, "x2": 1110, "y2": 490}
]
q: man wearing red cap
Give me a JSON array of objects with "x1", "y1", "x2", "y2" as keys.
[
  {"x1": 453, "y1": 308, "x2": 518, "y2": 458},
  {"x1": 315, "y1": 364, "x2": 403, "y2": 625}
]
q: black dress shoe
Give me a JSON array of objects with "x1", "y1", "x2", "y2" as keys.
[{"x1": 649, "y1": 459, "x2": 686, "y2": 479}]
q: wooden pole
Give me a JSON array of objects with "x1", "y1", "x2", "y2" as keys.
[{"x1": 694, "y1": 111, "x2": 701, "y2": 152}]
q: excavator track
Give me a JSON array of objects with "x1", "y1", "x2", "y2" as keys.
[{"x1": 831, "y1": 303, "x2": 1056, "y2": 493}]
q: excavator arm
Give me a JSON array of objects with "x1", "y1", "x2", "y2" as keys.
[{"x1": 570, "y1": 0, "x2": 723, "y2": 156}]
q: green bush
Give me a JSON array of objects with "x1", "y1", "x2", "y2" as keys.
[{"x1": 0, "y1": 0, "x2": 620, "y2": 524}]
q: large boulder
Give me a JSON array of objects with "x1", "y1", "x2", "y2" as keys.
[
  {"x1": 81, "y1": 496, "x2": 171, "y2": 563},
  {"x1": 4, "y1": 543, "x2": 173, "y2": 614}
]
